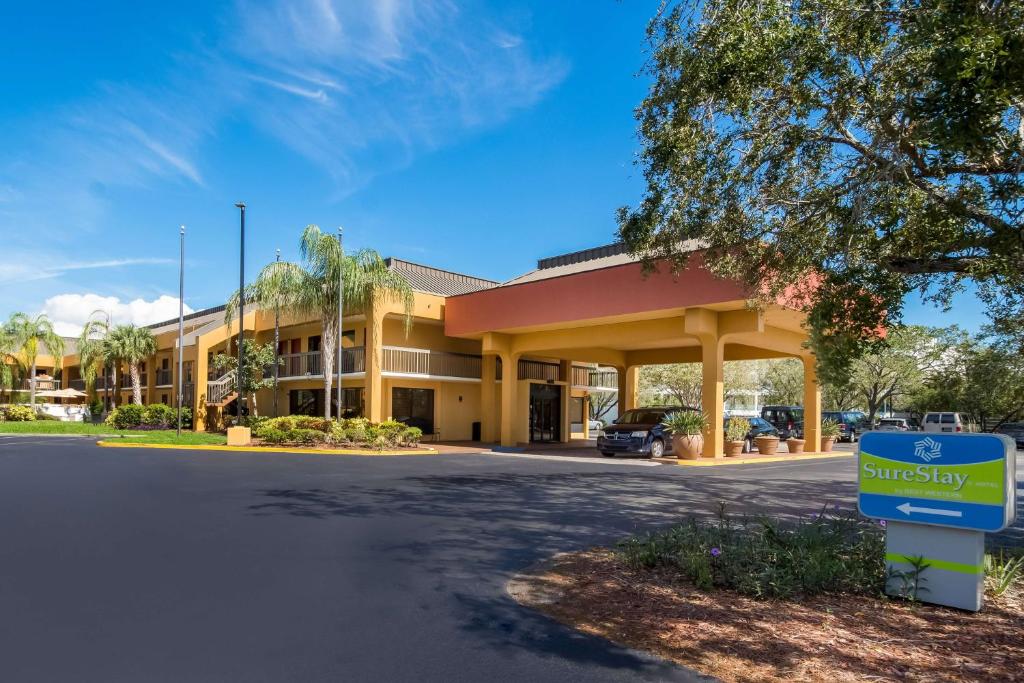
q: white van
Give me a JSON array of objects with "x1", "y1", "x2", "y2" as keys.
[{"x1": 922, "y1": 412, "x2": 974, "y2": 434}]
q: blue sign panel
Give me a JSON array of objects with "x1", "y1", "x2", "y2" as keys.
[{"x1": 858, "y1": 432, "x2": 1016, "y2": 532}]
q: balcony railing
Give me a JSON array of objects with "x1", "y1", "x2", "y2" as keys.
[
  {"x1": 119, "y1": 374, "x2": 146, "y2": 389},
  {"x1": 382, "y1": 347, "x2": 481, "y2": 379},
  {"x1": 155, "y1": 369, "x2": 173, "y2": 386},
  {"x1": 572, "y1": 366, "x2": 618, "y2": 391},
  {"x1": 69, "y1": 378, "x2": 86, "y2": 391},
  {"x1": 22, "y1": 378, "x2": 60, "y2": 391},
  {"x1": 277, "y1": 347, "x2": 365, "y2": 379}
]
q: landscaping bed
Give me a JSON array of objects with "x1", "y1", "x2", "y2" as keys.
[{"x1": 509, "y1": 509, "x2": 1024, "y2": 682}]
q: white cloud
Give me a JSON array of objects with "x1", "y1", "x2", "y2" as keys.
[
  {"x1": 39, "y1": 294, "x2": 194, "y2": 337},
  {"x1": 0, "y1": 258, "x2": 176, "y2": 284}
]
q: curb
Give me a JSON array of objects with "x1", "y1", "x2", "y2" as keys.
[
  {"x1": 95, "y1": 441, "x2": 439, "y2": 456},
  {"x1": 660, "y1": 451, "x2": 854, "y2": 467}
]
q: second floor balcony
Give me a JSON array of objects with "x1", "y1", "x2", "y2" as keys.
[{"x1": 155, "y1": 369, "x2": 173, "y2": 386}]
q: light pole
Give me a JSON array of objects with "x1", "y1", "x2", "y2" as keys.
[
  {"x1": 273, "y1": 248, "x2": 280, "y2": 418},
  {"x1": 235, "y1": 202, "x2": 246, "y2": 421},
  {"x1": 177, "y1": 225, "x2": 185, "y2": 437},
  {"x1": 335, "y1": 226, "x2": 344, "y2": 423}
]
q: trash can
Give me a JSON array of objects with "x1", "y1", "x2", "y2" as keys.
[{"x1": 472, "y1": 421, "x2": 481, "y2": 441}]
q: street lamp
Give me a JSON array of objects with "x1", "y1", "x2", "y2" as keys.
[
  {"x1": 235, "y1": 202, "x2": 246, "y2": 421},
  {"x1": 273, "y1": 248, "x2": 280, "y2": 418},
  {"x1": 336, "y1": 226, "x2": 344, "y2": 423},
  {"x1": 177, "y1": 225, "x2": 185, "y2": 437}
]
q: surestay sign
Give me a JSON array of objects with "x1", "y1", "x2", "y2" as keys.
[{"x1": 858, "y1": 432, "x2": 1016, "y2": 532}]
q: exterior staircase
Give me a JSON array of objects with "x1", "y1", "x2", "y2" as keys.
[{"x1": 206, "y1": 369, "x2": 238, "y2": 408}]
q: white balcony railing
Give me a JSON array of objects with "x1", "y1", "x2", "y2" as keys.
[
  {"x1": 277, "y1": 347, "x2": 365, "y2": 379},
  {"x1": 382, "y1": 347, "x2": 481, "y2": 379}
]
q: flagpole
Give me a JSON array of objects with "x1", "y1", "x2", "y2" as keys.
[{"x1": 176, "y1": 225, "x2": 185, "y2": 437}]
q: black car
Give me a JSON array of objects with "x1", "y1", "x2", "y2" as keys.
[
  {"x1": 994, "y1": 422, "x2": 1024, "y2": 449},
  {"x1": 761, "y1": 405, "x2": 803, "y2": 440},
  {"x1": 724, "y1": 416, "x2": 778, "y2": 452},
  {"x1": 598, "y1": 407, "x2": 681, "y2": 458},
  {"x1": 822, "y1": 411, "x2": 867, "y2": 442}
]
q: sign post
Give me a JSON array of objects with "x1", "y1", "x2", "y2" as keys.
[{"x1": 858, "y1": 432, "x2": 1016, "y2": 611}]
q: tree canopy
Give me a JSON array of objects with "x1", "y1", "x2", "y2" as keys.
[{"x1": 619, "y1": 0, "x2": 1024, "y2": 381}]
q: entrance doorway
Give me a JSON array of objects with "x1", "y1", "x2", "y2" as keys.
[{"x1": 529, "y1": 384, "x2": 561, "y2": 442}]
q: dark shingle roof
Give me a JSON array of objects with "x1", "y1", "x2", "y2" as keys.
[{"x1": 384, "y1": 258, "x2": 497, "y2": 296}]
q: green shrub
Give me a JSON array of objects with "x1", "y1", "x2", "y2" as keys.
[
  {"x1": 105, "y1": 404, "x2": 145, "y2": 429},
  {"x1": 143, "y1": 404, "x2": 176, "y2": 427},
  {"x1": 260, "y1": 428, "x2": 288, "y2": 444},
  {"x1": 662, "y1": 410, "x2": 707, "y2": 436},
  {"x1": 401, "y1": 426, "x2": 422, "y2": 445},
  {"x1": 178, "y1": 406, "x2": 193, "y2": 430},
  {"x1": 88, "y1": 399, "x2": 105, "y2": 416},
  {"x1": 618, "y1": 504, "x2": 886, "y2": 599},
  {"x1": 725, "y1": 417, "x2": 750, "y2": 442},
  {"x1": 821, "y1": 418, "x2": 842, "y2": 438},
  {"x1": 3, "y1": 405, "x2": 36, "y2": 422},
  {"x1": 290, "y1": 428, "x2": 327, "y2": 445}
]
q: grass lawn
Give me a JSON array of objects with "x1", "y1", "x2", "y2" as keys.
[{"x1": 0, "y1": 421, "x2": 226, "y2": 445}]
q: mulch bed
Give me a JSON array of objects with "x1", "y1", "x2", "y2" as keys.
[{"x1": 507, "y1": 549, "x2": 1024, "y2": 682}]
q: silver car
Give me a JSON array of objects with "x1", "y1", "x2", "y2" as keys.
[{"x1": 876, "y1": 418, "x2": 912, "y2": 432}]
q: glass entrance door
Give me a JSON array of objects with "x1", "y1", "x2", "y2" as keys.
[{"x1": 529, "y1": 384, "x2": 561, "y2": 443}]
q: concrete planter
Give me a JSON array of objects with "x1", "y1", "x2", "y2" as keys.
[
  {"x1": 821, "y1": 437, "x2": 836, "y2": 453},
  {"x1": 755, "y1": 435, "x2": 780, "y2": 455},
  {"x1": 787, "y1": 438, "x2": 806, "y2": 454},
  {"x1": 724, "y1": 440, "x2": 745, "y2": 457},
  {"x1": 672, "y1": 433, "x2": 704, "y2": 460}
]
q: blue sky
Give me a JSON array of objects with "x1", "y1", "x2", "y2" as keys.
[{"x1": 0, "y1": 1, "x2": 986, "y2": 336}]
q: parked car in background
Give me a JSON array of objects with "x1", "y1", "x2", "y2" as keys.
[
  {"x1": 994, "y1": 422, "x2": 1024, "y2": 449},
  {"x1": 822, "y1": 411, "x2": 867, "y2": 442},
  {"x1": 597, "y1": 407, "x2": 684, "y2": 458},
  {"x1": 876, "y1": 418, "x2": 913, "y2": 432},
  {"x1": 922, "y1": 412, "x2": 975, "y2": 433},
  {"x1": 724, "y1": 416, "x2": 778, "y2": 453},
  {"x1": 760, "y1": 405, "x2": 803, "y2": 440}
]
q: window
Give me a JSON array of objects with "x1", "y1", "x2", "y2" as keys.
[
  {"x1": 308, "y1": 336, "x2": 321, "y2": 352},
  {"x1": 334, "y1": 388, "x2": 364, "y2": 418},
  {"x1": 391, "y1": 387, "x2": 434, "y2": 434},
  {"x1": 926, "y1": 414, "x2": 939, "y2": 423},
  {"x1": 161, "y1": 394, "x2": 168, "y2": 405},
  {"x1": 940, "y1": 413, "x2": 955, "y2": 423},
  {"x1": 290, "y1": 389, "x2": 321, "y2": 416}
]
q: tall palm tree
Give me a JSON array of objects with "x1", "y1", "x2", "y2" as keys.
[
  {"x1": 0, "y1": 324, "x2": 17, "y2": 402},
  {"x1": 78, "y1": 310, "x2": 115, "y2": 411},
  {"x1": 5, "y1": 313, "x2": 64, "y2": 405},
  {"x1": 106, "y1": 324, "x2": 156, "y2": 405},
  {"x1": 227, "y1": 225, "x2": 414, "y2": 419}
]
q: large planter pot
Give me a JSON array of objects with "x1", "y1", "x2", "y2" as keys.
[
  {"x1": 787, "y1": 438, "x2": 806, "y2": 454},
  {"x1": 671, "y1": 433, "x2": 704, "y2": 460},
  {"x1": 821, "y1": 437, "x2": 836, "y2": 453},
  {"x1": 755, "y1": 435, "x2": 780, "y2": 455},
  {"x1": 724, "y1": 440, "x2": 745, "y2": 457}
]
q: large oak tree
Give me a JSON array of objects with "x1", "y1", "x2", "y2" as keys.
[{"x1": 619, "y1": 0, "x2": 1023, "y2": 381}]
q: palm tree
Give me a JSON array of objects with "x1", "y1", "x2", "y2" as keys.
[
  {"x1": 0, "y1": 324, "x2": 17, "y2": 402},
  {"x1": 227, "y1": 225, "x2": 414, "y2": 419},
  {"x1": 5, "y1": 313, "x2": 64, "y2": 405},
  {"x1": 105, "y1": 324, "x2": 156, "y2": 405},
  {"x1": 78, "y1": 310, "x2": 115, "y2": 411}
]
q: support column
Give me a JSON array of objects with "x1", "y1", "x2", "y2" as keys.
[
  {"x1": 617, "y1": 365, "x2": 639, "y2": 415},
  {"x1": 364, "y1": 303, "x2": 387, "y2": 423},
  {"x1": 802, "y1": 354, "x2": 822, "y2": 452},
  {"x1": 480, "y1": 353, "x2": 497, "y2": 442},
  {"x1": 699, "y1": 337, "x2": 725, "y2": 458},
  {"x1": 499, "y1": 351, "x2": 520, "y2": 447},
  {"x1": 624, "y1": 366, "x2": 639, "y2": 411},
  {"x1": 194, "y1": 346, "x2": 209, "y2": 432}
]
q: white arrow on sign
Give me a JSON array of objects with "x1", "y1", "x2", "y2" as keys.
[{"x1": 896, "y1": 502, "x2": 963, "y2": 518}]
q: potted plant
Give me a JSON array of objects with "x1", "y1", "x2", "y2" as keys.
[
  {"x1": 661, "y1": 410, "x2": 708, "y2": 460},
  {"x1": 787, "y1": 435, "x2": 806, "y2": 454},
  {"x1": 755, "y1": 433, "x2": 781, "y2": 455},
  {"x1": 724, "y1": 416, "x2": 750, "y2": 457},
  {"x1": 821, "y1": 418, "x2": 841, "y2": 452}
]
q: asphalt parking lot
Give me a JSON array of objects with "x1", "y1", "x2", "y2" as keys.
[{"x1": 0, "y1": 436, "x2": 1019, "y2": 682}]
